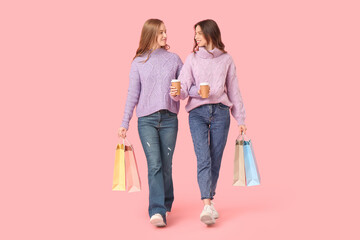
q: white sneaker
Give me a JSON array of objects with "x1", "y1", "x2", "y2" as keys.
[
  {"x1": 210, "y1": 201, "x2": 219, "y2": 219},
  {"x1": 200, "y1": 205, "x2": 216, "y2": 225},
  {"x1": 150, "y1": 213, "x2": 166, "y2": 227}
]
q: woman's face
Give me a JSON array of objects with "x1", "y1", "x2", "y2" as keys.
[
  {"x1": 156, "y1": 23, "x2": 167, "y2": 48},
  {"x1": 195, "y1": 25, "x2": 207, "y2": 47}
]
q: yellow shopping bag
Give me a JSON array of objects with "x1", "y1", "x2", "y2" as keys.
[{"x1": 112, "y1": 142, "x2": 126, "y2": 191}]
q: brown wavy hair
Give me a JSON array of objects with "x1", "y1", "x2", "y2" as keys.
[
  {"x1": 133, "y1": 19, "x2": 170, "y2": 62},
  {"x1": 193, "y1": 19, "x2": 226, "y2": 54}
]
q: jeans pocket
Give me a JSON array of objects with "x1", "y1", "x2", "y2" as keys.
[
  {"x1": 167, "y1": 111, "x2": 177, "y2": 117},
  {"x1": 138, "y1": 112, "x2": 158, "y2": 124},
  {"x1": 218, "y1": 103, "x2": 230, "y2": 110}
]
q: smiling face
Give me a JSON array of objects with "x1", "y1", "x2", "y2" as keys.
[
  {"x1": 135, "y1": 19, "x2": 169, "y2": 61},
  {"x1": 192, "y1": 19, "x2": 225, "y2": 53},
  {"x1": 155, "y1": 23, "x2": 167, "y2": 48},
  {"x1": 195, "y1": 25, "x2": 207, "y2": 47}
]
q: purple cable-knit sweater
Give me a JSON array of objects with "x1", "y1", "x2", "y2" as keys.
[
  {"x1": 121, "y1": 48, "x2": 183, "y2": 130},
  {"x1": 171, "y1": 47, "x2": 246, "y2": 125}
]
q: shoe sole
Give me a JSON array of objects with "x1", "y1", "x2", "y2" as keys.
[
  {"x1": 200, "y1": 215, "x2": 216, "y2": 225},
  {"x1": 150, "y1": 218, "x2": 166, "y2": 227}
]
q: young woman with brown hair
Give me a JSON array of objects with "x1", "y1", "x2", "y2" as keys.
[{"x1": 170, "y1": 19, "x2": 247, "y2": 225}]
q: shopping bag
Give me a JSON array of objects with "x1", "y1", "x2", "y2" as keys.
[
  {"x1": 112, "y1": 142, "x2": 126, "y2": 191},
  {"x1": 233, "y1": 137, "x2": 246, "y2": 186},
  {"x1": 112, "y1": 138, "x2": 141, "y2": 192},
  {"x1": 124, "y1": 141, "x2": 141, "y2": 192},
  {"x1": 243, "y1": 135, "x2": 261, "y2": 186}
]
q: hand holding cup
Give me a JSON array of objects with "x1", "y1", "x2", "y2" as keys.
[
  {"x1": 199, "y1": 83, "x2": 210, "y2": 98},
  {"x1": 170, "y1": 79, "x2": 181, "y2": 96}
]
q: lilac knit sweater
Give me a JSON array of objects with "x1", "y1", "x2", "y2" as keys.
[
  {"x1": 121, "y1": 48, "x2": 183, "y2": 130},
  {"x1": 171, "y1": 47, "x2": 246, "y2": 125}
]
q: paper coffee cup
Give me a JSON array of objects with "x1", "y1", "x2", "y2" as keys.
[
  {"x1": 171, "y1": 79, "x2": 181, "y2": 96},
  {"x1": 200, "y1": 82, "x2": 210, "y2": 98}
]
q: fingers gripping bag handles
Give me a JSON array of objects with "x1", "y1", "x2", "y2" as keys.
[
  {"x1": 233, "y1": 133, "x2": 261, "y2": 187},
  {"x1": 112, "y1": 138, "x2": 141, "y2": 192}
]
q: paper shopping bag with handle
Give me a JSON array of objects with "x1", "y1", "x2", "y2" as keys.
[
  {"x1": 243, "y1": 134, "x2": 261, "y2": 186},
  {"x1": 233, "y1": 136, "x2": 246, "y2": 186},
  {"x1": 112, "y1": 142, "x2": 126, "y2": 191},
  {"x1": 124, "y1": 140, "x2": 141, "y2": 192}
]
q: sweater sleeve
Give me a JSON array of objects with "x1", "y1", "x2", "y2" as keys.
[
  {"x1": 177, "y1": 54, "x2": 196, "y2": 100},
  {"x1": 121, "y1": 61, "x2": 141, "y2": 130},
  {"x1": 175, "y1": 55, "x2": 183, "y2": 78},
  {"x1": 226, "y1": 57, "x2": 246, "y2": 125},
  {"x1": 169, "y1": 54, "x2": 184, "y2": 101},
  {"x1": 188, "y1": 85, "x2": 201, "y2": 98}
]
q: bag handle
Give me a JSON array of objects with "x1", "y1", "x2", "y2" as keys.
[
  {"x1": 119, "y1": 137, "x2": 133, "y2": 151},
  {"x1": 121, "y1": 137, "x2": 131, "y2": 146},
  {"x1": 237, "y1": 132, "x2": 249, "y2": 141}
]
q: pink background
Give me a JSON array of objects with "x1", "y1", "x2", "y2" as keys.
[{"x1": 1, "y1": 0, "x2": 360, "y2": 239}]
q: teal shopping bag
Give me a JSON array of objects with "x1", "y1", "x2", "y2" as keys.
[{"x1": 242, "y1": 134, "x2": 261, "y2": 186}]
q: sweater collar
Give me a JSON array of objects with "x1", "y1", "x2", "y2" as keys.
[
  {"x1": 196, "y1": 46, "x2": 223, "y2": 59},
  {"x1": 149, "y1": 47, "x2": 166, "y2": 55},
  {"x1": 140, "y1": 47, "x2": 166, "y2": 59}
]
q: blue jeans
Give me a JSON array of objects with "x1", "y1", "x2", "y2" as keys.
[
  {"x1": 138, "y1": 110, "x2": 178, "y2": 222},
  {"x1": 189, "y1": 103, "x2": 230, "y2": 200}
]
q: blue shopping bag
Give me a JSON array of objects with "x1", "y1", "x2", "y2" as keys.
[{"x1": 243, "y1": 135, "x2": 261, "y2": 186}]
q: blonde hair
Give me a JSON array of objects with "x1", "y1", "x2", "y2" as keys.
[{"x1": 134, "y1": 19, "x2": 170, "y2": 62}]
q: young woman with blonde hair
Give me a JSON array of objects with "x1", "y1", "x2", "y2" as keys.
[{"x1": 119, "y1": 19, "x2": 183, "y2": 227}]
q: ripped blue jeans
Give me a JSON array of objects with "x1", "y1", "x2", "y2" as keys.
[{"x1": 138, "y1": 110, "x2": 178, "y2": 222}]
